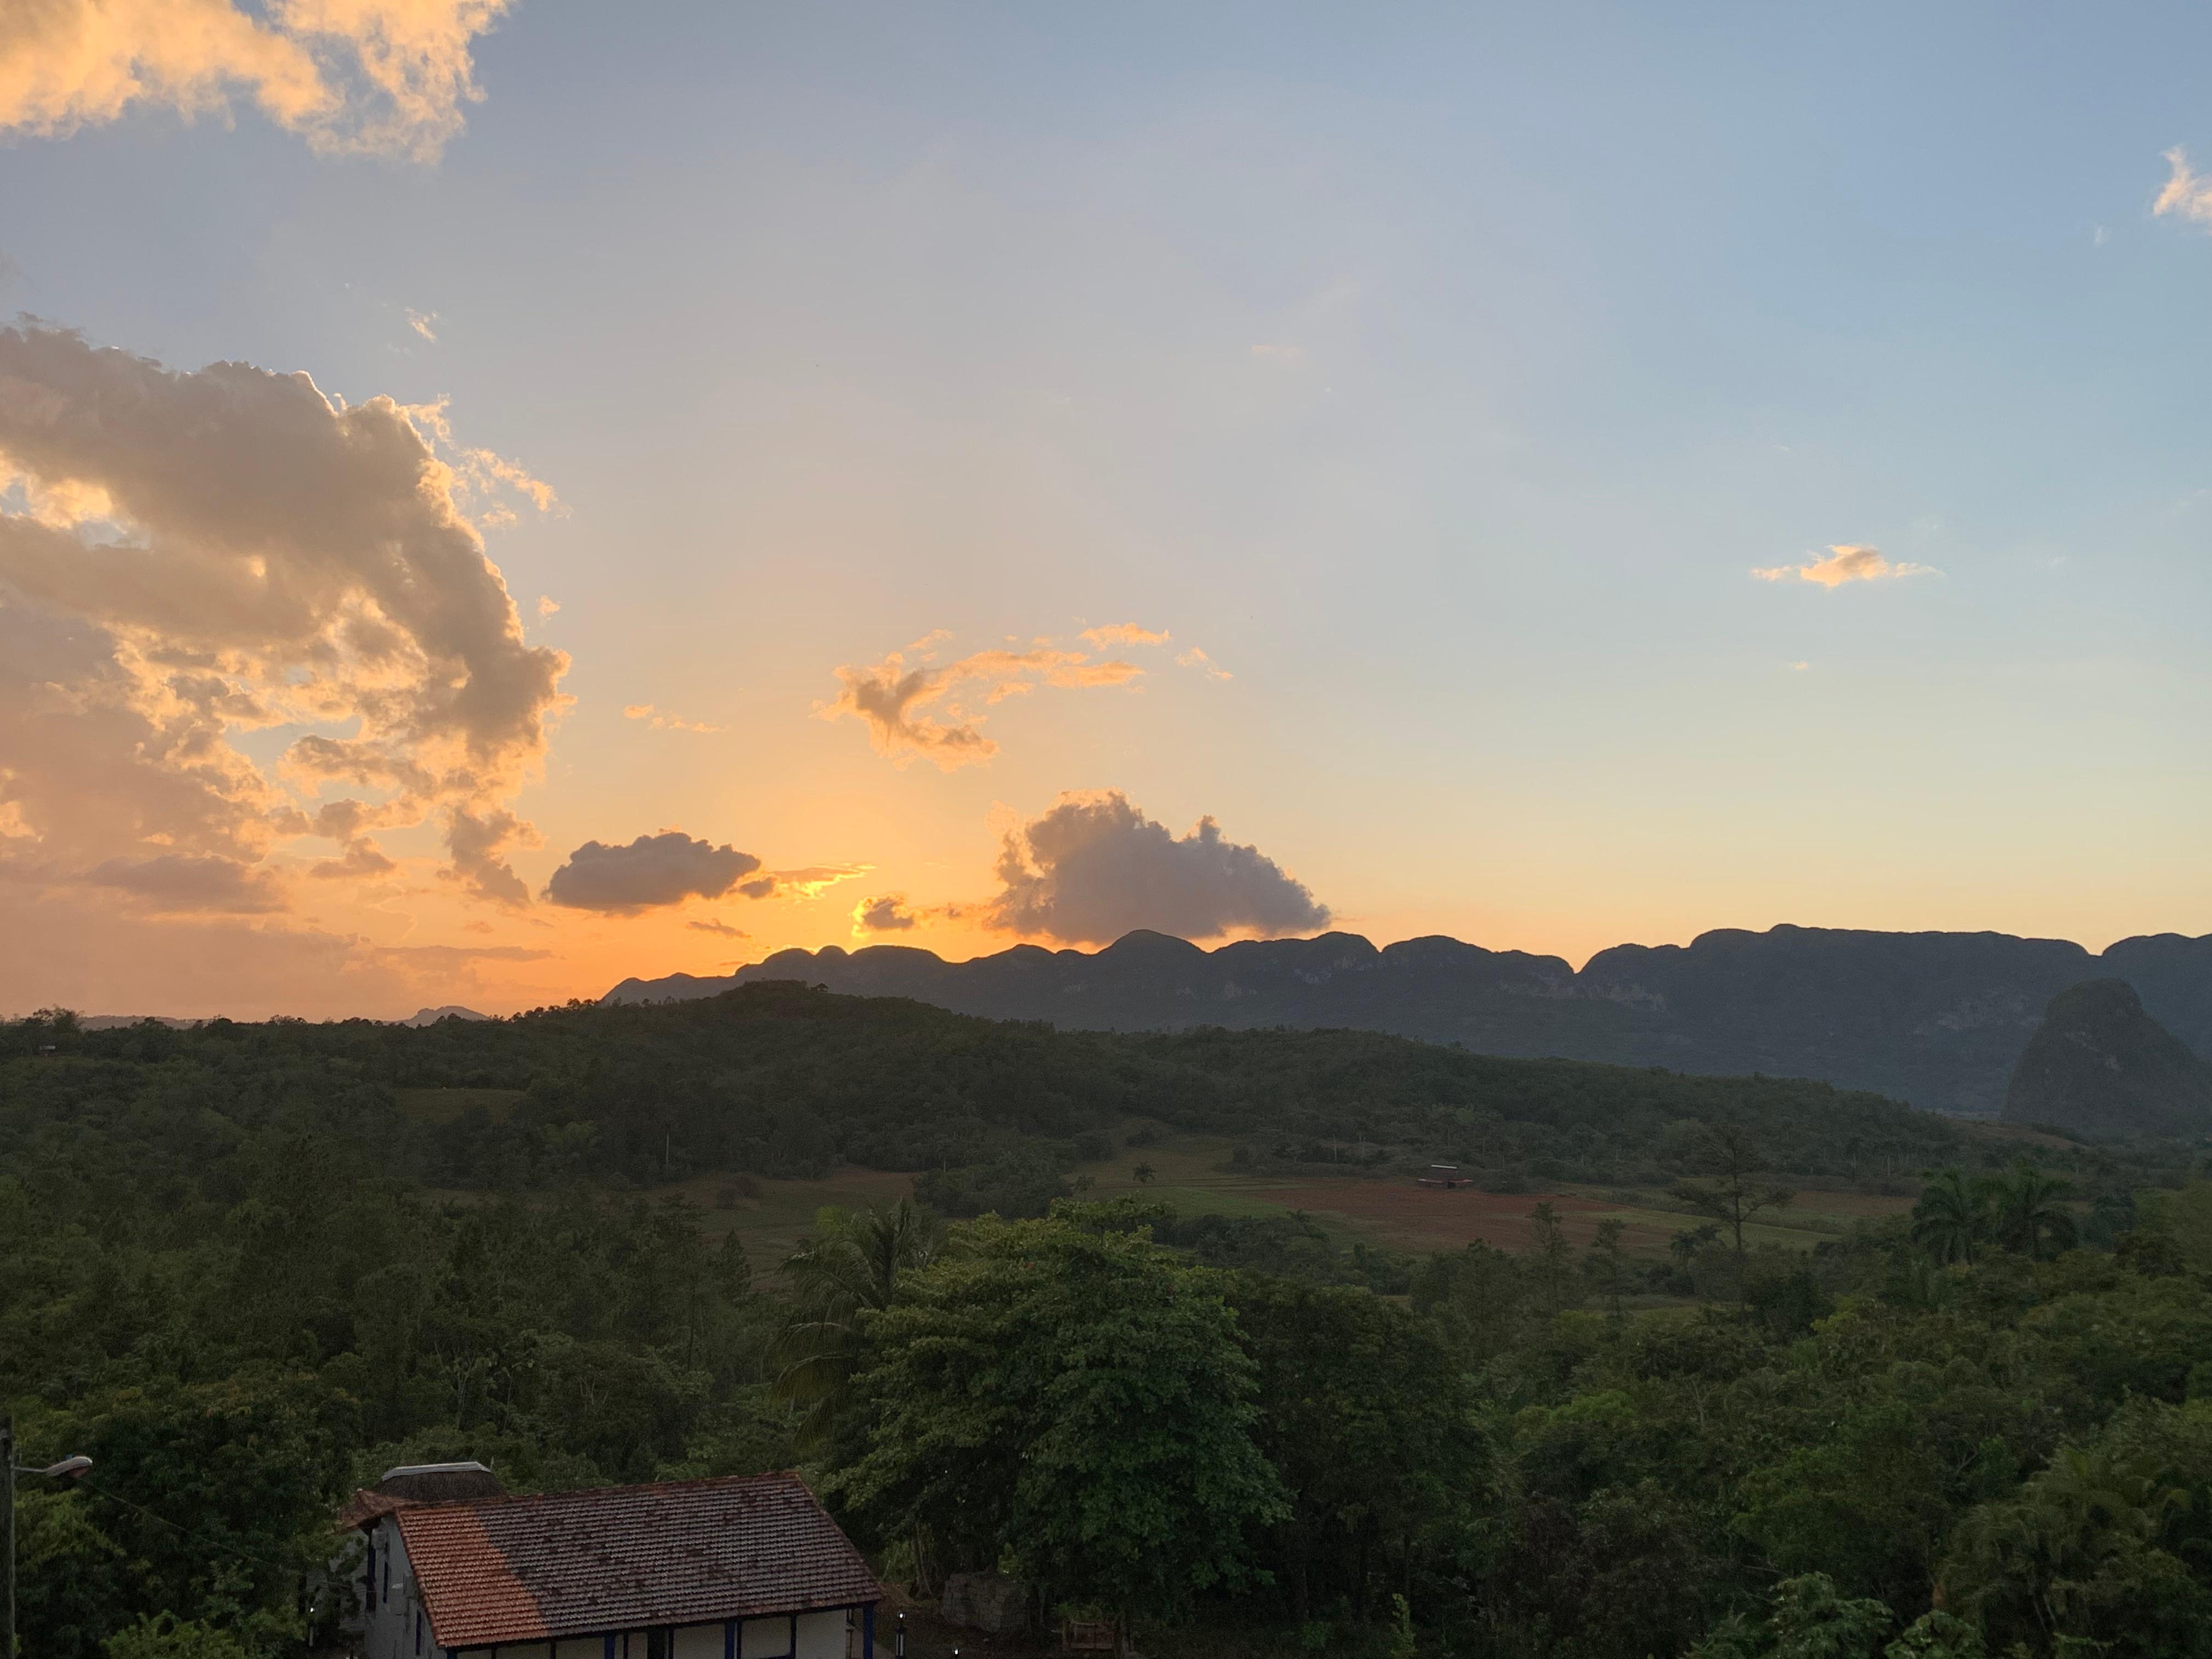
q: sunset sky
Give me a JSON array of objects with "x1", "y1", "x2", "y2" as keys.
[{"x1": 2, "y1": 2, "x2": 2208, "y2": 1019}]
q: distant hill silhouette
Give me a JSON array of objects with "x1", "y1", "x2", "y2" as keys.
[
  {"x1": 2002, "y1": 979, "x2": 2212, "y2": 1138},
  {"x1": 605, "y1": 924, "x2": 2212, "y2": 1117}
]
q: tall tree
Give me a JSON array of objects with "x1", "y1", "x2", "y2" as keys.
[
  {"x1": 771, "y1": 1199, "x2": 941, "y2": 1449},
  {"x1": 1984, "y1": 1161, "x2": 2079, "y2": 1262},
  {"x1": 1527, "y1": 1201, "x2": 1580, "y2": 1316},
  {"x1": 1228, "y1": 1276, "x2": 1482, "y2": 1626},
  {"x1": 1671, "y1": 1122, "x2": 1795, "y2": 1299},
  {"x1": 1911, "y1": 1169, "x2": 1987, "y2": 1266},
  {"x1": 1586, "y1": 1217, "x2": 1629, "y2": 1321},
  {"x1": 837, "y1": 1206, "x2": 1285, "y2": 1649}
]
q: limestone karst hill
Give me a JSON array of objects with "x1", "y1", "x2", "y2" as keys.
[
  {"x1": 605, "y1": 924, "x2": 2212, "y2": 1117},
  {"x1": 2002, "y1": 978, "x2": 2212, "y2": 1138}
]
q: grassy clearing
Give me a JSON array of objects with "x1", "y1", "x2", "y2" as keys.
[{"x1": 644, "y1": 1125, "x2": 1918, "y2": 1278}]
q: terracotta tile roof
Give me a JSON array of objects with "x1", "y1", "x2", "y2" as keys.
[
  {"x1": 337, "y1": 1488, "x2": 414, "y2": 1533},
  {"x1": 394, "y1": 1471, "x2": 884, "y2": 1649}
]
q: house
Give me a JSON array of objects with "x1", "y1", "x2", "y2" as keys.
[
  {"x1": 1416, "y1": 1164, "x2": 1472, "y2": 1189},
  {"x1": 337, "y1": 1465, "x2": 885, "y2": 1659}
]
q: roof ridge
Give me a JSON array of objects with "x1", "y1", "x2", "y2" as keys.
[{"x1": 396, "y1": 1467, "x2": 808, "y2": 1516}]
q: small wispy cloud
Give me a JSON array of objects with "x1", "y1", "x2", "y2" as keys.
[
  {"x1": 406, "y1": 309, "x2": 439, "y2": 342},
  {"x1": 851, "y1": 891, "x2": 972, "y2": 936},
  {"x1": 624, "y1": 704, "x2": 721, "y2": 734},
  {"x1": 687, "y1": 916, "x2": 748, "y2": 938},
  {"x1": 1081, "y1": 623, "x2": 1172, "y2": 648},
  {"x1": 2155, "y1": 147, "x2": 2212, "y2": 228},
  {"x1": 758, "y1": 864, "x2": 872, "y2": 900},
  {"x1": 817, "y1": 642, "x2": 1140, "y2": 770},
  {"x1": 1177, "y1": 646, "x2": 1232, "y2": 680},
  {"x1": 537, "y1": 595, "x2": 561, "y2": 619},
  {"x1": 1786, "y1": 661, "x2": 1810, "y2": 672},
  {"x1": 1752, "y1": 545, "x2": 1939, "y2": 589}
]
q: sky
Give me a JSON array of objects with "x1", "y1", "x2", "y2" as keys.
[{"x1": 1, "y1": 1, "x2": 2208, "y2": 1019}]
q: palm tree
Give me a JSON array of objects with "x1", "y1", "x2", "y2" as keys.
[
  {"x1": 1985, "y1": 1160, "x2": 2079, "y2": 1261},
  {"x1": 1911, "y1": 1167, "x2": 1988, "y2": 1265},
  {"x1": 771, "y1": 1197, "x2": 942, "y2": 1449}
]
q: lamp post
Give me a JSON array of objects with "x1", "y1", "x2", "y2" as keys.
[{"x1": 2, "y1": 1415, "x2": 95, "y2": 1658}]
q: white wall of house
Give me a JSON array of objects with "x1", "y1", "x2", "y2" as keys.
[{"x1": 354, "y1": 1560, "x2": 867, "y2": 1659}]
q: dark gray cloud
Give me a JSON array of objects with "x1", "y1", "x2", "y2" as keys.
[
  {"x1": 985, "y1": 790, "x2": 1329, "y2": 945},
  {"x1": 543, "y1": 832, "x2": 763, "y2": 915},
  {"x1": 852, "y1": 894, "x2": 920, "y2": 933}
]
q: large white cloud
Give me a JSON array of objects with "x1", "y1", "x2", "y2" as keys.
[
  {"x1": 0, "y1": 323, "x2": 567, "y2": 907},
  {"x1": 985, "y1": 790, "x2": 1330, "y2": 945},
  {"x1": 0, "y1": 0, "x2": 512, "y2": 161},
  {"x1": 543, "y1": 831, "x2": 763, "y2": 915}
]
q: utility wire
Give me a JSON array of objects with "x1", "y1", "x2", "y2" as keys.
[{"x1": 69, "y1": 1476, "x2": 312, "y2": 1581}]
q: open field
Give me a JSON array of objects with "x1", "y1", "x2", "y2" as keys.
[{"x1": 642, "y1": 1125, "x2": 1917, "y2": 1273}]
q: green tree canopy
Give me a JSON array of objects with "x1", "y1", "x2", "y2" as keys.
[{"x1": 835, "y1": 1204, "x2": 1286, "y2": 1627}]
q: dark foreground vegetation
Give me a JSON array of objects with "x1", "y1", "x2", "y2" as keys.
[{"x1": 5, "y1": 989, "x2": 2211, "y2": 1658}]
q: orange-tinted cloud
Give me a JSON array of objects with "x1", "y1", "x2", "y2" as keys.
[
  {"x1": 1751, "y1": 544, "x2": 1938, "y2": 588},
  {"x1": 754, "y1": 864, "x2": 872, "y2": 900},
  {"x1": 0, "y1": 324, "x2": 567, "y2": 910},
  {"x1": 817, "y1": 639, "x2": 1142, "y2": 770},
  {"x1": 850, "y1": 891, "x2": 972, "y2": 936},
  {"x1": 985, "y1": 789, "x2": 1329, "y2": 945},
  {"x1": 1080, "y1": 622, "x2": 1172, "y2": 648},
  {"x1": 623, "y1": 703, "x2": 722, "y2": 734},
  {"x1": 0, "y1": 0, "x2": 513, "y2": 161},
  {"x1": 2155, "y1": 147, "x2": 2212, "y2": 229}
]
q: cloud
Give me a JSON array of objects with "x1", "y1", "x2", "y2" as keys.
[
  {"x1": 535, "y1": 594, "x2": 559, "y2": 619},
  {"x1": 85, "y1": 852, "x2": 285, "y2": 913},
  {"x1": 0, "y1": 324, "x2": 568, "y2": 912},
  {"x1": 852, "y1": 893, "x2": 919, "y2": 933},
  {"x1": 850, "y1": 890, "x2": 970, "y2": 936},
  {"x1": 543, "y1": 831, "x2": 764, "y2": 915},
  {"x1": 1751, "y1": 544, "x2": 1939, "y2": 588},
  {"x1": 2156, "y1": 147, "x2": 2212, "y2": 228},
  {"x1": 686, "y1": 916, "x2": 747, "y2": 938},
  {"x1": 405, "y1": 309, "x2": 438, "y2": 342},
  {"x1": 752, "y1": 864, "x2": 871, "y2": 900},
  {"x1": 984, "y1": 790, "x2": 1329, "y2": 945},
  {"x1": 369, "y1": 941, "x2": 553, "y2": 967},
  {"x1": 623, "y1": 703, "x2": 721, "y2": 734},
  {"x1": 0, "y1": 0, "x2": 512, "y2": 161},
  {"x1": 1176, "y1": 646, "x2": 1232, "y2": 680},
  {"x1": 1081, "y1": 622, "x2": 1172, "y2": 648},
  {"x1": 817, "y1": 638, "x2": 1144, "y2": 769}
]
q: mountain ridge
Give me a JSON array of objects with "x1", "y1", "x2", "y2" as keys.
[{"x1": 604, "y1": 923, "x2": 2212, "y2": 1116}]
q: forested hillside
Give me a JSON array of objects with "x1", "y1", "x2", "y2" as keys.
[
  {"x1": 3, "y1": 983, "x2": 1974, "y2": 1197},
  {"x1": 607, "y1": 924, "x2": 2212, "y2": 1116},
  {"x1": 8, "y1": 992, "x2": 2212, "y2": 1659}
]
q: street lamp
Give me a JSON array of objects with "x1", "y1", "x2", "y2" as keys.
[{"x1": 3, "y1": 1416, "x2": 94, "y2": 1658}]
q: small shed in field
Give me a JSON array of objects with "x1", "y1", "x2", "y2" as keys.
[{"x1": 1417, "y1": 1164, "x2": 1472, "y2": 1189}]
